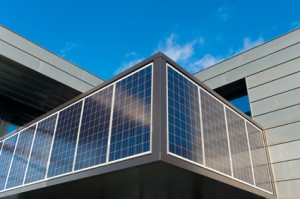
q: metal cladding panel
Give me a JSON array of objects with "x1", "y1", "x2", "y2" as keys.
[
  {"x1": 25, "y1": 114, "x2": 57, "y2": 184},
  {"x1": 109, "y1": 65, "x2": 152, "y2": 161},
  {"x1": 167, "y1": 66, "x2": 203, "y2": 164},
  {"x1": 6, "y1": 125, "x2": 36, "y2": 189},
  {"x1": 225, "y1": 108, "x2": 254, "y2": 185},
  {"x1": 75, "y1": 85, "x2": 113, "y2": 170},
  {"x1": 0, "y1": 134, "x2": 18, "y2": 191},
  {"x1": 200, "y1": 89, "x2": 231, "y2": 176},
  {"x1": 47, "y1": 101, "x2": 82, "y2": 178},
  {"x1": 247, "y1": 123, "x2": 273, "y2": 193}
]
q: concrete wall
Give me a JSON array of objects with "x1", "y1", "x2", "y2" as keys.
[{"x1": 194, "y1": 28, "x2": 300, "y2": 199}]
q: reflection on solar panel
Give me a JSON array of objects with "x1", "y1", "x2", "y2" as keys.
[
  {"x1": 168, "y1": 66, "x2": 203, "y2": 164},
  {"x1": 25, "y1": 114, "x2": 57, "y2": 184},
  {"x1": 6, "y1": 125, "x2": 36, "y2": 189},
  {"x1": 109, "y1": 66, "x2": 152, "y2": 161},
  {"x1": 75, "y1": 85, "x2": 113, "y2": 170},
  {"x1": 201, "y1": 88, "x2": 231, "y2": 176},
  {"x1": 247, "y1": 123, "x2": 273, "y2": 192},
  {"x1": 0, "y1": 134, "x2": 18, "y2": 191},
  {"x1": 226, "y1": 108, "x2": 254, "y2": 185},
  {"x1": 166, "y1": 64, "x2": 272, "y2": 194},
  {"x1": 47, "y1": 101, "x2": 83, "y2": 178},
  {"x1": 0, "y1": 142, "x2": 3, "y2": 156}
]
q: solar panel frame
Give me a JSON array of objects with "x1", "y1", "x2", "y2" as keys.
[
  {"x1": 73, "y1": 85, "x2": 114, "y2": 171},
  {"x1": 5, "y1": 125, "x2": 36, "y2": 189},
  {"x1": 24, "y1": 113, "x2": 58, "y2": 185},
  {"x1": 108, "y1": 64, "x2": 153, "y2": 162},
  {"x1": 0, "y1": 133, "x2": 19, "y2": 191},
  {"x1": 47, "y1": 100, "x2": 83, "y2": 178}
]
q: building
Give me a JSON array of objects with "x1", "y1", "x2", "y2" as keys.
[
  {"x1": 2, "y1": 25, "x2": 299, "y2": 199},
  {"x1": 194, "y1": 28, "x2": 300, "y2": 199},
  {"x1": 0, "y1": 25, "x2": 103, "y2": 136}
]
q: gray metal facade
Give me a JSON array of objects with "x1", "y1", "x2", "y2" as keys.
[
  {"x1": 0, "y1": 25, "x2": 104, "y2": 136},
  {"x1": 0, "y1": 53, "x2": 275, "y2": 199},
  {"x1": 194, "y1": 28, "x2": 300, "y2": 199}
]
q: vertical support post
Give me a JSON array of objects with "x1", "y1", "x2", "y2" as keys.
[
  {"x1": 152, "y1": 55, "x2": 166, "y2": 160},
  {"x1": 106, "y1": 84, "x2": 116, "y2": 163},
  {"x1": 224, "y1": 106, "x2": 234, "y2": 177}
]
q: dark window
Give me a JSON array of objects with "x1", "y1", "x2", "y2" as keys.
[{"x1": 214, "y1": 79, "x2": 251, "y2": 117}]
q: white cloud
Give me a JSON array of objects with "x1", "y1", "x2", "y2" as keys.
[
  {"x1": 60, "y1": 42, "x2": 77, "y2": 57},
  {"x1": 188, "y1": 54, "x2": 223, "y2": 73},
  {"x1": 236, "y1": 37, "x2": 264, "y2": 54},
  {"x1": 114, "y1": 58, "x2": 144, "y2": 75},
  {"x1": 217, "y1": 6, "x2": 231, "y2": 21},
  {"x1": 155, "y1": 33, "x2": 200, "y2": 62}
]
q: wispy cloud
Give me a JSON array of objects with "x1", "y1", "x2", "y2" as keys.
[
  {"x1": 188, "y1": 54, "x2": 223, "y2": 73},
  {"x1": 236, "y1": 36, "x2": 264, "y2": 54},
  {"x1": 114, "y1": 58, "x2": 144, "y2": 75},
  {"x1": 60, "y1": 42, "x2": 77, "y2": 57},
  {"x1": 291, "y1": 21, "x2": 300, "y2": 29},
  {"x1": 155, "y1": 33, "x2": 201, "y2": 62},
  {"x1": 217, "y1": 6, "x2": 232, "y2": 21}
]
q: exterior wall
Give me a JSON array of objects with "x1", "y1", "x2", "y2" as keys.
[
  {"x1": 0, "y1": 25, "x2": 103, "y2": 92},
  {"x1": 194, "y1": 28, "x2": 300, "y2": 199}
]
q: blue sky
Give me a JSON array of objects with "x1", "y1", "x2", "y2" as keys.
[{"x1": 1, "y1": 0, "x2": 300, "y2": 80}]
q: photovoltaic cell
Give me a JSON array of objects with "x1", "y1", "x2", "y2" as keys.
[
  {"x1": 47, "y1": 101, "x2": 82, "y2": 178},
  {"x1": 0, "y1": 134, "x2": 18, "y2": 191},
  {"x1": 167, "y1": 66, "x2": 203, "y2": 164},
  {"x1": 226, "y1": 108, "x2": 254, "y2": 185},
  {"x1": 200, "y1": 89, "x2": 231, "y2": 176},
  {"x1": 109, "y1": 65, "x2": 152, "y2": 161},
  {"x1": 25, "y1": 114, "x2": 57, "y2": 184},
  {"x1": 75, "y1": 85, "x2": 113, "y2": 170},
  {"x1": 6, "y1": 125, "x2": 36, "y2": 189},
  {"x1": 247, "y1": 123, "x2": 273, "y2": 193}
]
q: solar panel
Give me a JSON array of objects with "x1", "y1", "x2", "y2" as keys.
[
  {"x1": 0, "y1": 134, "x2": 18, "y2": 191},
  {"x1": 167, "y1": 66, "x2": 203, "y2": 164},
  {"x1": 225, "y1": 107, "x2": 254, "y2": 185},
  {"x1": 6, "y1": 125, "x2": 36, "y2": 189},
  {"x1": 200, "y1": 89, "x2": 232, "y2": 176},
  {"x1": 247, "y1": 122, "x2": 273, "y2": 192},
  {"x1": 24, "y1": 114, "x2": 57, "y2": 184},
  {"x1": 109, "y1": 65, "x2": 152, "y2": 161},
  {"x1": 74, "y1": 85, "x2": 113, "y2": 170},
  {"x1": 47, "y1": 101, "x2": 83, "y2": 178}
]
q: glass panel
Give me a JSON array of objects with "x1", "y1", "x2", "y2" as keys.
[
  {"x1": 6, "y1": 126, "x2": 36, "y2": 189},
  {"x1": 75, "y1": 86, "x2": 113, "y2": 170},
  {"x1": 247, "y1": 123, "x2": 273, "y2": 192},
  {"x1": 109, "y1": 65, "x2": 152, "y2": 161},
  {"x1": 25, "y1": 114, "x2": 57, "y2": 184},
  {"x1": 47, "y1": 101, "x2": 82, "y2": 178},
  {"x1": 226, "y1": 108, "x2": 254, "y2": 185},
  {"x1": 167, "y1": 66, "x2": 203, "y2": 164},
  {"x1": 0, "y1": 134, "x2": 18, "y2": 191},
  {"x1": 200, "y1": 89, "x2": 231, "y2": 176}
]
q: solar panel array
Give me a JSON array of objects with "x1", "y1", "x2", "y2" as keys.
[
  {"x1": 167, "y1": 65, "x2": 273, "y2": 194},
  {"x1": 0, "y1": 64, "x2": 152, "y2": 192}
]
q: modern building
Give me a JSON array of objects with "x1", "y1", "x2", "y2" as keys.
[
  {"x1": 0, "y1": 25, "x2": 298, "y2": 199},
  {"x1": 194, "y1": 28, "x2": 300, "y2": 199}
]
